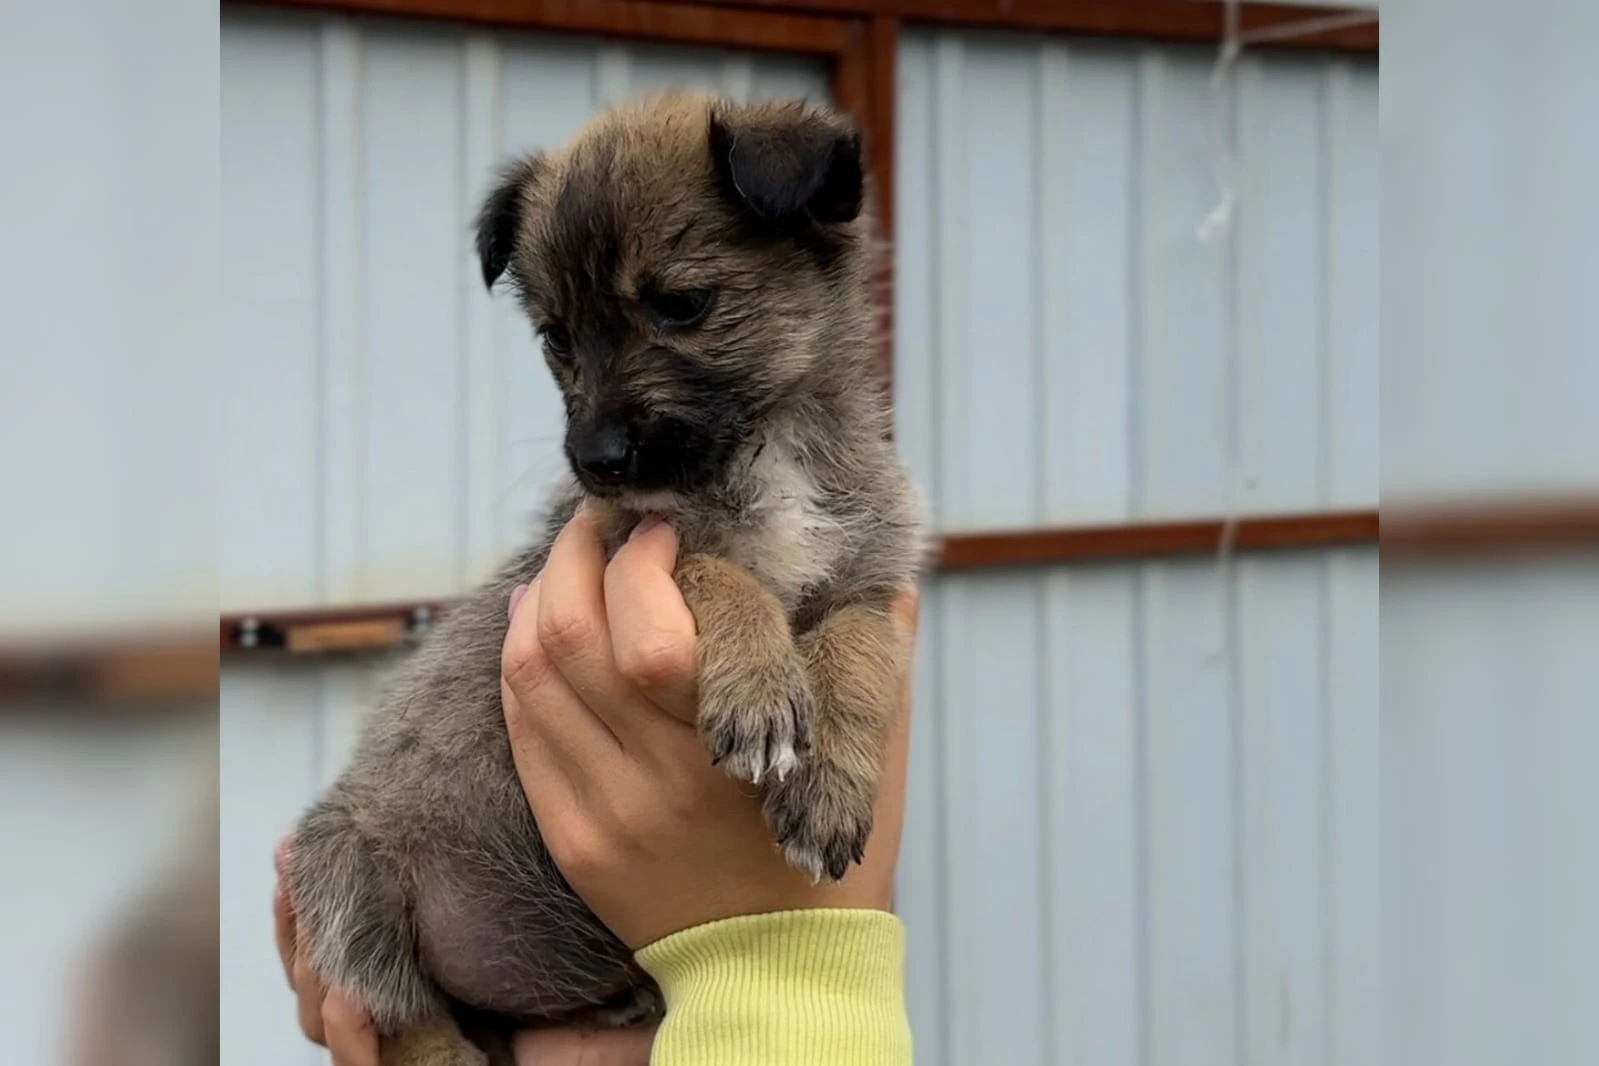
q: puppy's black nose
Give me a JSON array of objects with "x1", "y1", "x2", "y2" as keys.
[{"x1": 572, "y1": 425, "x2": 633, "y2": 484}]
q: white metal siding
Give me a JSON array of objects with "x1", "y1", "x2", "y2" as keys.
[
  {"x1": 220, "y1": 13, "x2": 1379, "y2": 1066},
  {"x1": 898, "y1": 551, "x2": 1377, "y2": 1066},
  {"x1": 895, "y1": 32, "x2": 1378, "y2": 530},
  {"x1": 892, "y1": 29, "x2": 1378, "y2": 1066}
]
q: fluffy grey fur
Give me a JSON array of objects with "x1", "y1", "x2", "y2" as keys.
[{"x1": 285, "y1": 91, "x2": 922, "y2": 1064}]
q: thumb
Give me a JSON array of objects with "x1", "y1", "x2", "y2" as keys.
[
  {"x1": 891, "y1": 582, "x2": 921, "y2": 662},
  {"x1": 618, "y1": 514, "x2": 679, "y2": 569}
]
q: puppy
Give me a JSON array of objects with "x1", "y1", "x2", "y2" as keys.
[{"x1": 285, "y1": 91, "x2": 923, "y2": 1065}]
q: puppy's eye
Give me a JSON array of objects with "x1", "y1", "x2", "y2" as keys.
[
  {"x1": 538, "y1": 322, "x2": 573, "y2": 360},
  {"x1": 645, "y1": 289, "x2": 715, "y2": 329}
]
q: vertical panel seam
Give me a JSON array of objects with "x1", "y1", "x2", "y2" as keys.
[
  {"x1": 1229, "y1": 562, "x2": 1248, "y2": 1066},
  {"x1": 1033, "y1": 43, "x2": 1068, "y2": 1066},
  {"x1": 1130, "y1": 51, "x2": 1158, "y2": 1066},
  {"x1": 932, "y1": 36, "x2": 966, "y2": 531},
  {"x1": 1228, "y1": 58, "x2": 1253, "y2": 517},
  {"x1": 1132, "y1": 563, "x2": 1152, "y2": 1066},
  {"x1": 454, "y1": 37, "x2": 470, "y2": 589},
  {"x1": 316, "y1": 23, "x2": 332, "y2": 605},
  {"x1": 1030, "y1": 44, "x2": 1052, "y2": 528},
  {"x1": 1131, "y1": 50, "x2": 1161, "y2": 521},
  {"x1": 1225, "y1": 58, "x2": 1250, "y2": 1066},
  {"x1": 351, "y1": 26, "x2": 368, "y2": 597},
  {"x1": 1037, "y1": 571, "x2": 1062, "y2": 1066},
  {"x1": 1318, "y1": 552, "x2": 1337, "y2": 1066},
  {"x1": 938, "y1": 581, "x2": 971, "y2": 1066},
  {"x1": 1320, "y1": 61, "x2": 1342, "y2": 509},
  {"x1": 316, "y1": 16, "x2": 365, "y2": 602}
]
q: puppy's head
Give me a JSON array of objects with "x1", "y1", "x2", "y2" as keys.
[{"x1": 474, "y1": 92, "x2": 870, "y2": 503}]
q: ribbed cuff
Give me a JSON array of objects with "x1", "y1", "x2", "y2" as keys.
[{"x1": 636, "y1": 909, "x2": 913, "y2": 1066}]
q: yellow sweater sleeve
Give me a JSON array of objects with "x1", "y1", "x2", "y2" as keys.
[{"x1": 634, "y1": 909, "x2": 913, "y2": 1066}]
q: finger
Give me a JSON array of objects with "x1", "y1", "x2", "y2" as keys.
[
  {"x1": 891, "y1": 582, "x2": 922, "y2": 657},
  {"x1": 501, "y1": 674, "x2": 587, "y2": 824},
  {"x1": 322, "y1": 990, "x2": 380, "y2": 1066},
  {"x1": 293, "y1": 953, "x2": 327, "y2": 1047},
  {"x1": 272, "y1": 839, "x2": 298, "y2": 989},
  {"x1": 513, "y1": 1025, "x2": 658, "y2": 1065},
  {"x1": 273, "y1": 886, "x2": 297, "y2": 989},
  {"x1": 603, "y1": 517, "x2": 699, "y2": 724},
  {"x1": 508, "y1": 582, "x2": 530, "y2": 620},
  {"x1": 503, "y1": 576, "x2": 618, "y2": 764},
  {"x1": 536, "y1": 503, "x2": 648, "y2": 740}
]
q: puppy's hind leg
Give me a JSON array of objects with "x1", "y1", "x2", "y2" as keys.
[
  {"x1": 382, "y1": 1020, "x2": 489, "y2": 1066},
  {"x1": 287, "y1": 797, "x2": 475, "y2": 1063}
]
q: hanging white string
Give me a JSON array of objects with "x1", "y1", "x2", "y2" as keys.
[
  {"x1": 1193, "y1": 3, "x2": 1374, "y2": 663},
  {"x1": 1197, "y1": 0, "x2": 1241, "y2": 248},
  {"x1": 1237, "y1": 9, "x2": 1377, "y2": 48},
  {"x1": 1198, "y1": 5, "x2": 1374, "y2": 570},
  {"x1": 1204, "y1": 0, "x2": 1243, "y2": 574}
]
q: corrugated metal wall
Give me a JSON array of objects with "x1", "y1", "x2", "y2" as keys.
[
  {"x1": 895, "y1": 33, "x2": 1378, "y2": 528},
  {"x1": 892, "y1": 30, "x2": 1377, "y2": 1066},
  {"x1": 220, "y1": 12, "x2": 1378, "y2": 1066},
  {"x1": 898, "y1": 551, "x2": 1377, "y2": 1066}
]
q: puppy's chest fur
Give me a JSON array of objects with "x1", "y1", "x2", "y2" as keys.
[{"x1": 605, "y1": 444, "x2": 848, "y2": 613}]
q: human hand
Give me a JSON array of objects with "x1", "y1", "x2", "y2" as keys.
[
  {"x1": 272, "y1": 840, "x2": 381, "y2": 1066},
  {"x1": 500, "y1": 504, "x2": 919, "y2": 949},
  {"x1": 272, "y1": 840, "x2": 657, "y2": 1065}
]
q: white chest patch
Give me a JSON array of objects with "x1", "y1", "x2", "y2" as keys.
[{"x1": 726, "y1": 445, "x2": 845, "y2": 607}]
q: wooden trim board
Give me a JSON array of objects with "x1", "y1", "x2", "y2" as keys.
[
  {"x1": 662, "y1": 0, "x2": 1378, "y2": 52},
  {"x1": 231, "y1": 0, "x2": 856, "y2": 53}
]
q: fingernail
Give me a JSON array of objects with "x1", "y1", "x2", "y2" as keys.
[
  {"x1": 508, "y1": 583, "x2": 530, "y2": 619},
  {"x1": 628, "y1": 514, "x2": 666, "y2": 542}
]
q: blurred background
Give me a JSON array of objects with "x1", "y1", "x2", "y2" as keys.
[{"x1": 4, "y1": 2, "x2": 1598, "y2": 1066}]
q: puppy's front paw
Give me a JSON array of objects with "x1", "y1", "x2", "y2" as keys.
[
  {"x1": 697, "y1": 648, "x2": 813, "y2": 787},
  {"x1": 764, "y1": 761, "x2": 877, "y2": 884}
]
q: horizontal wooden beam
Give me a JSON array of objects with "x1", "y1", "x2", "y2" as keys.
[
  {"x1": 230, "y1": 0, "x2": 1376, "y2": 53},
  {"x1": 230, "y1": 0, "x2": 856, "y2": 54},
  {"x1": 27, "y1": 497, "x2": 1599, "y2": 682},
  {"x1": 936, "y1": 509, "x2": 1378, "y2": 570},
  {"x1": 207, "y1": 510, "x2": 1378, "y2": 656},
  {"x1": 669, "y1": 0, "x2": 1378, "y2": 53},
  {"x1": 1382, "y1": 496, "x2": 1599, "y2": 559},
  {"x1": 0, "y1": 634, "x2": 218, "y2": 709},
  {"x1": 218, "y1": 600, "x2": 454, "y2": 653}
]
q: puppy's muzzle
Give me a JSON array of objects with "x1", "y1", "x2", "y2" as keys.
[{"x1": 570, "y1": 423, "x2": 636, "y2": 487}]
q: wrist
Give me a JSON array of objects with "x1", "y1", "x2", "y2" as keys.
[{"x1": 637, "y1": 909, "x2": 911, "y2": 1064}]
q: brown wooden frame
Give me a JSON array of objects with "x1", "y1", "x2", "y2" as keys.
[
  {"x1": 1382, "y1": 497, "x2": 1599, "y2": 559},
  {"x1": 671, "y1": 0, "x2": 1378, "y2": 52},
  {"x1": 0, "y1": 634, "x2": 218, "y2": 707},
  {"x1": 252, "y1": 0, "x2": 855, "y2": 51}
]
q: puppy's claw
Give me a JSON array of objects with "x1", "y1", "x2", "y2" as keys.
[
  {"x1": 781, "y1": 841, "x2": 828, "y2": 885},
  {"x1": 764, "y1": 774, "x2": 876, "y2": 885},
  {"x1": 698, "y1": 658, "x2": 812, "y2": 789}
]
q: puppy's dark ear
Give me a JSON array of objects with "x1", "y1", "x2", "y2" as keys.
[
  {"x1": 474, "y1": 154, "x2": 543, "y2": 290},
  {"x1": 708, "y1": 102, "x2": 864, "y2": 229}
]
